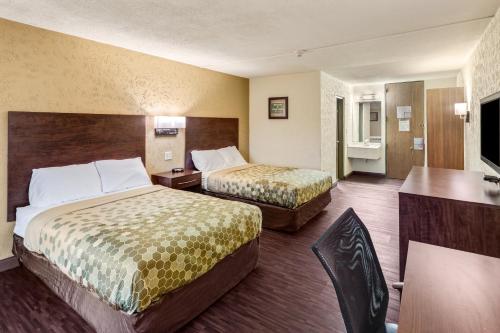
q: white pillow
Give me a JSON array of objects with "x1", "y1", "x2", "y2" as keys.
[
  {"x1": 95, "y1": 157, "x2": 151, "y2": 193},
  {"x1": 29, "y1": 163, "x2": 102, "y2": 207},
  {"x1": 217, "y1": 146, "x2": 247, "y2": 168},
  {"x1": 191, "y1": 150, "x2": 227, "y2": 172}
]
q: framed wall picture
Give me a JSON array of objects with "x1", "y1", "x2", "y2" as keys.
[{"x1": 268, "y1": 97, "x2": 288, "y2": 119}]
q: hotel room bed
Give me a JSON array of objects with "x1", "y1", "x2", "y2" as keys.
[
  {"x1": 186, "y1": 117, "x2": 333, "y2": 232},
  {"x1": 7, "y1": 112, "x2": 262, "y2": 333},
  {"x1": 13, "y1": 185, "x2": 261, "y2": 333}
]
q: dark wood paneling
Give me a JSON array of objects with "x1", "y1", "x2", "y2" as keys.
[
  {"x1": 399, "y1": 167, "x2": 500, "y2": 280},
  {"x1": 184, "y1": 117, "x2": 238, "y2": 170},
  {"x1": 7, "y1": 112, "x2": 145, "y2": 221},
  {"x1": 399, "y1": 242, "x2": 500, "y2": 333},
  {"x1": 386, "y1": 81, "x2": 425, "y2": 179},
  {"x1": 427, "y1": 88, "x2": 465, "y2": 170},
  {"x1": 0, "y1": 175, "x2": 402, "y2": 333}
]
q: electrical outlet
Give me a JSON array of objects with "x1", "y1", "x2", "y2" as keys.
[{"x1": 164, "y1": 151, "x2": 173, "y2": 161}]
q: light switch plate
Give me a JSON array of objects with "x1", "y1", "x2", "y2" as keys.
[{"x1": 164, "y1": 151, "x2": 173, "y2": 161}]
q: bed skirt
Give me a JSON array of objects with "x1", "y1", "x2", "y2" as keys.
[
  {"x1": 13, "y1": 235, "x2": 259, "y2": 333},
  {"x1": 203, "y1": 189, "x2": 332, "y2": 232}
]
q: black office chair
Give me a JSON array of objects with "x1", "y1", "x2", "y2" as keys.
[{"x1": 311, "y1": 208, "x2": 398, "y2": 333}]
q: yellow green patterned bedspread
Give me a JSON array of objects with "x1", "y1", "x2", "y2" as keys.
[
  {"x1": 206, "y1": 164, "x2": 333, "y2": 209},
  {"x1": 24, "y1": 186, "x2": 261, "y2": 314}
]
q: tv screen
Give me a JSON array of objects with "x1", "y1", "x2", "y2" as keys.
[{"x1": 481, "y1": 92, "x2": 500, "y2": 173}]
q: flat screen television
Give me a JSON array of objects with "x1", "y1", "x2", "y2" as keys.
[{"x1": 481, "y1": 92, "x2": 500, "y2": 173}]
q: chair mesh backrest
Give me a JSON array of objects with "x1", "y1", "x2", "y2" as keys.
[{"x1": 311, "y1": 208, "x2": 389, "y2": 333}]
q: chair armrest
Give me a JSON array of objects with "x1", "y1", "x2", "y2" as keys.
[{"x1": 392, "y1": 282, "x2": 404, "y2": 291}]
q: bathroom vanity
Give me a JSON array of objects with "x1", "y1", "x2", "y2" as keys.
[
  {"x1": 347, "y1": 142, "x2": 382, "y2": 160},
  {"x1": 348, "y1": 100, "x2": 385, "y2": 163}
]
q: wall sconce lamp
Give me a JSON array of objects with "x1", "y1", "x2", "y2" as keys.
[
  {"x1": 454, "y1": 103, "x2": 470, "y2": 123},
  {"x1": 154, "y1": 116, "x2": 186, "y2": 136},
  {"x1": 360, "y1": 93, "x2": 377, "y2": 101}
]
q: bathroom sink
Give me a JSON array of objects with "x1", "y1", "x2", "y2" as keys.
[{"x1": 347, "y1": 142, "x2": 382, "y2": 160}]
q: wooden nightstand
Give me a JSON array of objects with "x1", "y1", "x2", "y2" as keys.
[{"x1": 151, "y1": 170, "x2": 202, "y2": 192}]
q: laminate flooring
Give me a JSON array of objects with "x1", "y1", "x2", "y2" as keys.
[{"x1": 0, "y1": 175, "x2": 403, "y2": 332}]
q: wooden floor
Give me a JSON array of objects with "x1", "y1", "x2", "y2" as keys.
[{"x1": 0, "y1": 175, "x2": 402, "y2": 333}]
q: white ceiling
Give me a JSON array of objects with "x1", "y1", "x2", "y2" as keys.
[{"x1": 1, "y1": 0, "x2": 499, "y2": 83}]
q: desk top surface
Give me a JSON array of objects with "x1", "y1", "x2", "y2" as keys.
[
  {"x1": 399, "y1": 166, "x2": 500, "y2": 207},
  {"x1": 398, "y1": 241, "x2": 500, "y2": 333}
]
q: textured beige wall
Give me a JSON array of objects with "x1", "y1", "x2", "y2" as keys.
[
  {"x1": 249, "y1": 71, "x2": 352, "y2": 180},
  {"x1": 320, "y1": 72, "x2": 353, "y2": 180},
  {"x1": 457, "y1": 8, "x2": 500, "y2": 175},
  {"x1": 0, "y1": 18, "x2": 249, "y2": 260},
  {"x1": 249, "y1": 72, "x2": 322, "y2": 169}
]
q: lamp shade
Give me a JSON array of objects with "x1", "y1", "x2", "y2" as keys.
[
  {"x1": 154, "y1": 116, "x2": 186, "y2": 129},
  {"x1": 454, "y1": 103, "x2": 467, "y2": 116},
  {"x1": 360, "y1": 93, "x2": 377, "y2": 101}
]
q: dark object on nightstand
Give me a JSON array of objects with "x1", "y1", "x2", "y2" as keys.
[{"x1": 151, "y1": 170, "x2": 202, "y2": 192}]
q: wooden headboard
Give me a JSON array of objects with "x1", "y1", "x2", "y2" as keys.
[
  {"x1": 7, "y1": 112, "x2": 146, "y2": 221},
  {"x1": 185, "y1": 117, "x2": 239, "y2": 170}
]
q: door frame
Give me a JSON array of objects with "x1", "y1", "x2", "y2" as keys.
[{"x1": 336, "y1": 96, "x2": 345, "y2": 180}]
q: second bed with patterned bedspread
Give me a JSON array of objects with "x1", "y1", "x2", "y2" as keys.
[{"x1": 206, "y1": 164, "x2": 333, "y2": 209}]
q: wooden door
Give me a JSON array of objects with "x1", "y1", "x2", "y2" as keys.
[
  {"x1": 386, "y1": 81, "x2": 425, "y2": 179},
  {"x1": 427, "y1": 88, "x2": 465, "y2": 169},
  {"x1": 337, "y1": 97, "x2": 344, "y2": 180}
]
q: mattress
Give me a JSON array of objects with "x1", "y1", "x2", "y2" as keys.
[
  {"x1": 22, "y1": 185, "x2": 262, "y2": 314},
  {"x1": 205, "y1": 164, "x2": 333, "y2": 209}
]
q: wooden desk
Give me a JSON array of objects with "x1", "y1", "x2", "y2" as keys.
[
  {"x1": 399, "y1": 167, "x2": 500, "y2": 280},
  {"x1": 399, "y1": 241, "x2": 500, "y2": 333}
]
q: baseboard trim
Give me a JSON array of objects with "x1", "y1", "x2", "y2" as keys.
[
  {"x1": 350, "y1": 171, "x2": 386, "y2": 177},
  {"x1": 343, "y1": 171, "x2": 353, "y2": 179},
  {"x1": 0, "y1": 256, "x2": 19, "y2": 272}
]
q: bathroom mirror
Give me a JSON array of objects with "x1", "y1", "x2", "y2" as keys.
[{"x1": 353, "y1": 101, "x2": 382, "y2": 143}]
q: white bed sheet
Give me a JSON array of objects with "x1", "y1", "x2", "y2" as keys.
[
  {"x1": 201, "y1": 169, "x2": 217, "y2": 190},
  {"x1": 14, "y1": 185, "x2": 153, "y2": 238},
  {"x1": 14, "y1": 205, "x2": 48, "y2": 238}
]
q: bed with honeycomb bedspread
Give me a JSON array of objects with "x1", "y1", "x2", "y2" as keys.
[{"x1": 14, "y1": 185, "x2": 261, "y2": 333}]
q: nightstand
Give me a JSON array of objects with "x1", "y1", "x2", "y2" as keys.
[{"x1": 151, "y1": 170, "x2": 202, "y2": 192}]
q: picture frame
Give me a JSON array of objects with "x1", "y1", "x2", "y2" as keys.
[
  {"x1": 370, "y1": 111, "x2": 378, "y2": 121},
  {"x1": 268, "y1": 97, "x2": 288, "y2": 119}
]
